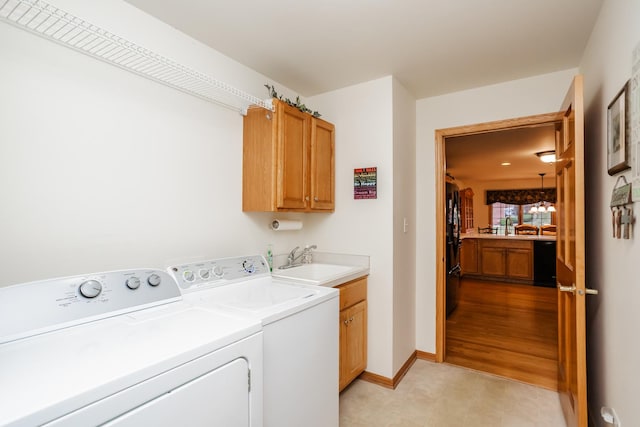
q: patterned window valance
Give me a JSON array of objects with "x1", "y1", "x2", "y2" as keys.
[{"x1": 485, "y1": 188, "x2": 557, "y2": 205}]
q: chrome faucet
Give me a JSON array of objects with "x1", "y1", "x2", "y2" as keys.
[
  {"x1": 288, "y1": 246, "x2": 301, "y2": 264},
  {"x1": 279, "y1": 245, "x2": 317, "y2": 269},
  {"x1": 505, "y1": 215, "x2": 513, "y2": 236},
  {"x1": 302, "y1": 245, "x2": 317, "y2": 264}
]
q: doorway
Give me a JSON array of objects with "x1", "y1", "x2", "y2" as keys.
[{"x1": 434, "y1": 112, "x2": 564, "y2": 386}]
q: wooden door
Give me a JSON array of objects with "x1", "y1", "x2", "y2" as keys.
[
  {"x1": 506, "y1": 248, "x2": 533, "y2": 280},
  {"x1": 277, "y1": 102, "x2": 309, "y2": 209},
  {"x1": 339, "y1": 301, "x2": 367, "y2": 391},
  {"x1": 459, "y1": 188, "x2": 474, "y2": 232},
  {"x1": 555, "y1": 75, "x2": 588, "y2": 427},
  {"x1": 480, "y1": 247, "x2": 506, "y2": 276},
  {"x1": 460, "y1": 239, "x2": 478, "y2": 275},
  {"x1": 310, "y1": 118, "x2": 335, "y2": 210}
]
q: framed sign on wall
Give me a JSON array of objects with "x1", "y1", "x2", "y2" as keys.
[
  {"x1": 608, "y1": 81, "x2": 630, "y2": 175},
  {"x1": 354, "y1": 167, "x2": 377, "y2": 199}
]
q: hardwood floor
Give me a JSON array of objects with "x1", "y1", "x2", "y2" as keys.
[{"x1": 446, "y1": 277, "x2": 558, "y2": 390}]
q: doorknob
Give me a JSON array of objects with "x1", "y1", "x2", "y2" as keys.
[
  {"x1": 557, "y1": 283, "x2": 576, "y2": 294},
  {"x1": 557, "y1": 282, "x2": 599, "y2": 296}
]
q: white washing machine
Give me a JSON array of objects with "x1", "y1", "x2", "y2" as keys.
[
  {"x1": 168, "y1": 255, "x2": 340, "y2": 427},
  {"x1": 0, "y1": 268, "x2": 263, "y2": 427}
]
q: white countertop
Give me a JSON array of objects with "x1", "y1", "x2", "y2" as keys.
[
  {"x1": 272, "y1": 252, "x2": 370, "y2": 288},
  {"x1": 461, "y1": 233, "x2": 556, "y2": 241}
]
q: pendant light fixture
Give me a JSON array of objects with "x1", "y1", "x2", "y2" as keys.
[{"x1": 529, "y1": 173, "x2": 556, "y2": 213}]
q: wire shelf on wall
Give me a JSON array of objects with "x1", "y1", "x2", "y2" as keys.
[{"x1": 0, "y1": 0, "x2": 273, "y2": 114}]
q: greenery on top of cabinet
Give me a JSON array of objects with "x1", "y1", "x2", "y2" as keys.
[{"x1": 264, "y1": 84, "x2": 321, "y2": 118}]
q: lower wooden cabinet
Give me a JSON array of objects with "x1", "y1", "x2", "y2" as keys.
[
  {"x1": 338, "y1": 277, "x2": 367, "y2": 391},
  {"x1": 463, "y1": 238, "x2": 534, "y2": 283},
  {"x1": 460, "y1": 239, "x2": 478, "y2": 275},
  {"x1": 506, "y1": 248, "x2": 533, "y2": 280}
]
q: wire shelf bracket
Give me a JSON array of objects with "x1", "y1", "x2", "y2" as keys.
[{"x1": 0, "y1": 0, "x2": 274, "y2": 115}]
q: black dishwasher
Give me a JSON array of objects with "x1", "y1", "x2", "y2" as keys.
[{"x1": 534, "y1": 240, "x2": 556, "y2": 287}]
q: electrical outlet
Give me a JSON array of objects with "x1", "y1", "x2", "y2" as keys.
[{"x1": 601, "y1": 406, "x2": 621, "y2": 426}]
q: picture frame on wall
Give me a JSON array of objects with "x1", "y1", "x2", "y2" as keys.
[{"x1": 607, "y1": 81, "x2": 630, "y2": 175}]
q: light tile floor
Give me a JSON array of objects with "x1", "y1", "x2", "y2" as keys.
[{"x1": 339, "y1": 360, "x2": 566, "y2": 427}]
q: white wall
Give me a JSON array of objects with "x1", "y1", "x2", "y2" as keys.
[
  {"x1": 415, "y1": 69, "x2": 578, "y2": 352},
  {"x1": 306, "y1": 77, "x2": 395, "y2": 377},
  {"x1": 0, "y1": 0, "x2": 404, "y2": 381},
  {"x1": 579, "y1": 1, "x2": 640, "y2": 425},
  {"x1": 392, "y1": 77, "x2": 417, "y2": 374},
  {"x1": 0, "y1": 0, "x2": 305, "y2": 287}
]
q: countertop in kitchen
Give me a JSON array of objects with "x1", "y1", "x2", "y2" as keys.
[{"x1": 461, "y1": 233, "x2": 556, "y2": 241}]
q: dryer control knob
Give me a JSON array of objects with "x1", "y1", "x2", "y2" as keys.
[
  {"x1": 199, "y1": 268, "x2": 211, "y2": 280},
  {"x1": 79, "y1": 279, "x2": 102, "y2": 298},
  {"x1": 126, "y1": 277, "x2": 141, "y2": 290},
  {"x1": 242, "y1": 260, "x2": 255, "y2": 274},
  {"x1": 147, "y1": 274, "x2": 161, "y2": 287},
  {"x1": 213, "y1": 266, "x2": 224, "y2": 278},
  {"x1": 183, "y1": 270, "x2": 195, "y2": 282}
]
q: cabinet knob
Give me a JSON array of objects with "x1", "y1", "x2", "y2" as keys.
[
  {"x1": 305, "y1": 196, "x2": 310, "y2": 201},
  {"x1": 314, "y1": 197, "x2": 318, "y2": 202}
]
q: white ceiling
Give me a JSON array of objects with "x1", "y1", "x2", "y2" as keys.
[
  {"x1": 123, "y1": 0, "x2": 602, "y2": 182},
  {"x1": 445, "y1": 125, "x2": 557, "y2": 182},
  {"x1": 124, "y1": 0, "x2": 603, "y2": 99}
]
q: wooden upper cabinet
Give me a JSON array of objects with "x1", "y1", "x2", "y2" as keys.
[
  {"x1": 243, "y1": 99, "x2": 335, "y2": 212},
  {"x1": 310, "y1": 118, "x2": 335, "y2": 210},
  {"x1": 277, "y1": 104, "x2": 309, "y2": 209},
  {"x1": 459, "y1": 188, "x2": 474, "y2": 232}
]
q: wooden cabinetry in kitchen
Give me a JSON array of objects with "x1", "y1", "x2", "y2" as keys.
[
  {"x1": 459, "y1": 188, "x2": 474, "y2": 232},
  {"x1": 337, "y1": 276, "x2": 367, "y2": 391},
  {"x1": 460, "y1": 238, "x2": 478, "y2": 275},
  {"x1": 462, "y1": 238, "x2": 534, "y2": 283},
  {"x1": 242, "y1": 99, "x2": 335, "y2": 212},
  {"x1": 479, "y1": 239, "x2": 533, "y2": 281}
]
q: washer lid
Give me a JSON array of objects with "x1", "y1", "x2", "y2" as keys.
[
  {"x1": 212, "y1": 277, "x2": 317, "y2": 310},
  {"x1": 183, "y1": 277, "x2": 338, "y2": 325},
  {"x1": 0, "y1": 302, "x2": 260, "y2": 426}
]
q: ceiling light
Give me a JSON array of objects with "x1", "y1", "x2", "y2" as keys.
[
  {"x1": 501, "y1": 162, "x2": 511, "y2": 166},
  {"x1": 529, "y1": 172, "x2": 555, "y2": 214},
  {"x1": 536, "y1": 150, "x2": 556, "y2": 163}
]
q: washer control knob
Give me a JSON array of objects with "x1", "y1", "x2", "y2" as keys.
[
  {"x1": 242, "y1": 260, "x2": 255, "y2": 274},
  {"x1": 147, "y1": 274, "x2": 161, "y2": 287},
  {"x1": 213, "y1": 266, "x2": 224, "y2": 278},
  {"x1": 79, "y1": 279, "x2": 102, "y2": 298},
  {"x1": 126, "y1": 277, "x2": 141, "y2": 290},
  {"x1": 183, "y1": 270, "x2": 195, "y2": 282},
  {"x1": 199, "y1": 268, "x2": 211, "y2": 280}
]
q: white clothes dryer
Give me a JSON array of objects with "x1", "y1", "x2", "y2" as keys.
[
  {"x1": 169, "y1": 255, "x2": 340, "y2": 427},
  {"x1": 0, "y1": 268, "x2": 263, "y2": 427}
]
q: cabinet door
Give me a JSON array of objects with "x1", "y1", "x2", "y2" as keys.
[
  {"x1": 459, "y1": 188, "x2": 474, "y2": 232},
  {"x1": 339, "y1": 301, "x2": 367, "y2": 391},
  {"x1": 506, "y1": 248, "x2": 533, "y2": 280},
  {"x1": 276, "y1": 104, "x2": 309, "y2": 209},
  {"x1": 460, "y1": 239, "x2": 478, "y2": 275},
  {"x1": 480, "y1": 247, "x2": 506, "y2": 276},
  {"x1": 310, "y1": 118, "x2": 335, "y2": 210}
]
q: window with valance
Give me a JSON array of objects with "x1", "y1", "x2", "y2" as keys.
[{"x1": 485, "y1": 188, "x2": 557, "y2": 205}]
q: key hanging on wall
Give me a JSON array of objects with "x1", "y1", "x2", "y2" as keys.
[{"x1": 610, "y1": 176, "x2": 635, "y2": 239}]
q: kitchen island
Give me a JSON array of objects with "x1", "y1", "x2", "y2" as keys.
[{"x1": 460, "y1": 233, "x2": 556, "y2": 284}]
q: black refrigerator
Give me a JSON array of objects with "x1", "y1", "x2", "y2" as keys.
[{"x1": 446, "y1": 182, "x2": 461, "y2": 316}]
